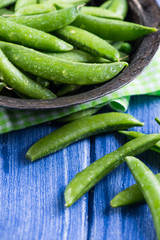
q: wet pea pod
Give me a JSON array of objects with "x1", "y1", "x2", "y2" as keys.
[
  {"x1": 26, "y1": 113, "x2": 143, "y2": 161},
  {"x1": 56, "y1": 26, "x2": 120, "y2": 61},
  {"x1": 0, "y1": 41, "x2": 128, "y2": 85},
  {"x1": 9, "y1": 6, "x2": 81, "y2": 32},
  {"x1": 125, "y1": 156, "x2": 160, "y2": 240},
  {"x1": 0, "y1": 49, "x2": 56, "y2": 99},
  {"x1": 64, "y1": 133, "x2": 160, "y2": 207},
  {"x1": 108, "y1": 0, "x2": 128, "y2": 20},
  {"x1": 0, "y1": 18, "x2": 73, "y2": 52},
  {"x1": 46, "y1": 49, "x2": 109, "y2": 63},
  {"x1": 119, "y1": 130, "x2": 160, "y2": 153},
  {"x1": 110, "y1": 173, "x2": 160, "y2": 207},
  {"x1": 15, "y1": 1, "x2": 56, "y2": 16},
  {"x1": 15, "y1": 0, "x2": 37, "y2": 11},
  {"x1": 73, "y1": 14, "x2": 157, "y2": 41},
  {"x1": 80, "y1": 6, "x2": 123, "y2": 20},
  {"x1": 0, "y1": 0, "x2": 16, "y2": 9}
]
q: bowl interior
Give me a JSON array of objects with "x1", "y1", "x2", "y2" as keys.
[{"x1": 0, "y1": 0, "x2": 159, "y2": 109}]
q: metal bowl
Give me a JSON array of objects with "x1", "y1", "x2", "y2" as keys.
[{"x1": 0, "y1": 0, "x2": 159, "y2": 109}]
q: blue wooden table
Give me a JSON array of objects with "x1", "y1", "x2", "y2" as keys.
[{"x1": 0, "y1": 95, "x2": 160, "y2": 240}]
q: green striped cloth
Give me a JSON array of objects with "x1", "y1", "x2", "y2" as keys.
[{"x1": 0, "y1": 47, "x2": 160, "y2": 134}]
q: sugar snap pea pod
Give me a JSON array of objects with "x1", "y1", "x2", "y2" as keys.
[
  {"x1": 58, "y1": 106, "x2": 103, "y2": 123},
  {"x1": 80, "y1": 7, "x2": 123, "y2": 20},
  {"x1": 15, "y1": 1, "x2": 56, "y2": 16},
  {"x1": 0, "y1": 0, "x2": 16, "y2": 9},
  {"x1": 125, "y1": 156, "x2": 160, "y2": 240},
  {"x1": 0, "y1": 49, "x2": 56, "y2": 99},
  {"x1": 0, "y1": 8, "x2": 13, "y2": 16},
  {"x1": 46, "y1": 49, "x2": 109, "y2": 63},
  {"x1": 119, "y1": 130, "x2": 160, "y2": 153},
  {"x1": 40, "y1": 0, "x2": 89, "y2": 3},
  {"x1": 0, "y1": 18, "x2": 72, "y2": 52},
  {"x1": 113, "y1": 42, "x2": 132, "y2": 54},
  {"x1": 100, "y1": 0, "x2": 113, "y2": 9},
  {"x1": 26, "y1": 113, "x2": 144, "y2": 161},
  {"x1": 57, "y1": 84, "x2": 81, "y2": 97},
  {"x1": 56, "y1": 25, "x2": 120, "y2": 61},
  {"x1": 108, "y1": 0, "x2": 128, "y2": 20},
  {"x1": 9, "y1": 6, "x2": 80, "y2": 32},
  {"x1": 15, "y1": 0, "x2": 37, "y2": 11},
  {"x1": 73, "y1": 14, "x2": 157, "y2": 41},
  {"x1": 0, "y1": 41, "x2": 128, "y2": 85},
  {"x1": 36, "y1": 77, "x2": 50, "y2": 88},
  {"x1": 64, "y1": 133, "x2": 160, "y2": 207},
  {"x1": 110, "y1": 173, "x2": 160, "y2": 208},
  {"x1": 155, "y1": 117, "x2": 160, "y2": 125}
]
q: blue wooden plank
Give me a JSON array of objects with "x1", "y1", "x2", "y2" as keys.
[
  {"x1": 0, "y1": 124, "x2": 90, "y2": 240},
  {"x1": 88, "y1": 95, "x2": 160, "y2": 240}
]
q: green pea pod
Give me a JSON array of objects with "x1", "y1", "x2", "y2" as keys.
[
  {"x1": 36, "y1": 77, "x2": 50, "y2": 88},
  {"x1": 9, "y1": 6, "x2": 80, "y2": 32},
  {"x1": 64, "y1": 133, "x2": 160, "y2": 207},
  {"x1": 100, "y1": 0, "x2": 113, "y2": 9},
  {"x1": 56, "y1": 25, "x2": 120, "y2": 61},
  {"x1": 26, "y1": 113, "x2": 144, "y2": 161},
  {"x1": 0, "y1": 49, "x2": 56, "y2": 99},
  {"x1": 40, "y1": 0, "x2": 89, "y2": 3},
  {"x1": 155, "y1": 117, "x2": 160, "y2": 125},
  {"x1": 0, "y1": 82, "x2": 5, "y2": 92},
  {"x1": 73, "y1": 14, "x2": 157, "y2": 41},
  {"x1": 108, "y1": 0, "x2": 128, "y2": 20},
  {"x1": 80, "y1": 6, "x2": 123, "y2": 20},
  {"x1": 110, "y1": 172, "x2": 160, "y2": 207},
  {"x1": 0, "y1": 0, "x2": 16, "y2": 9},
  {"x1": 113, "y1": 42, "x2": 132, "y2": 54},
  {"x1": 0, "y1": 8, "x2": 13, "y2": 16},
  {"x1": 57, "y1": 84, "x2": 81, "y2": 97},
  {"x1": 58, "y1": 106, "x2": 102, "y2": 123},
  {"x1": 46, "y1": 49, "x2": 109, "y2": 63},
  {"x1": 126, "y1": 156, "x2": 160, "y2": 240},
  {"x1": 0, "y1": 41, "x2": 128, "y2": 85},
  {"x1": 15, "y1": 0, "x2": 37, "y2": 11},
  {"x1": 119, "y1": 130, "x2": 160, "y2": 153},
  {"x1": 0, "y1": 17, "x2": 73, "y2": 52},
  {"x1": 15, "y1": 1, "x2": 56, "y2": 16}
]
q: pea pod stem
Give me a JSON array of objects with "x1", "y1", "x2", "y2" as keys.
[
  {"x1": 73, "y1": 14, "x2": 157, "y2": 41},
  {"x1": 119, "y1": 130, "x2": 160, "y2": 153},
  {"x1": 9, "y1": 6, "x2": 80, "y2": 32},
  {"x1": 110, "y1": 173, "x2": 160, "y2": 207},
  {"x1": 126, "y1": 156, "x2": 160, "y2": 240},
  {"x1": 56, "y1": 25, "x2": 120, "y2": 61},
  {"x1": 0, "y1": 41, "x2": 128, "y2": 85},
  {"x1": 64, "y1": 133, "x2": 160, "y2": 207},
  {"x1": 0, "y1": 48, "x2": 56, "y2": 99},
  {"x1": 26, "y1": 112, "x2": 143, "y2": 161},
  {"x1": 155, "y1": 117, "x2": 160, "y2": 125}
]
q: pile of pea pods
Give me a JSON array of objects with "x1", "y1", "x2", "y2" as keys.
[
  {"x1": 1, "y1": 0, "x2": 160, "y2": 239},
  {"x1": 0, "y1": 0, "x2": 157, "y2": 99}
]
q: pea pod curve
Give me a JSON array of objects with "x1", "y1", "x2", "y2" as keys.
[
  {"x1": 64, "y1": 133, "x2": 160, "y2": 207},
  {"x1": 0, "y1": 49, "x2": 56, "y2": 99},
  {"x1": 126, "y1": 156, "x2": 160, "y2": 240},
  {"x1": 0, "y1": 41, "x2": 128, "y2": 85},
  {"x1": 56, "y1": 25, "x2": 120, "y2": 61},
  {"x1": 73, "y1": 14, "x2": 157, "y2": 41},
  {"x1": 26, "y1": 112, "x2": 143, "y2": 161},
  {"x1": 9, "y1": 6, "x2": 80, "y2": 32},
  {"x1": 0, "y1": 17, "x2": 72, "y2": 52},
  {"x1": 110, "y1": 173, "x2": 160, "y2": 207}
]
